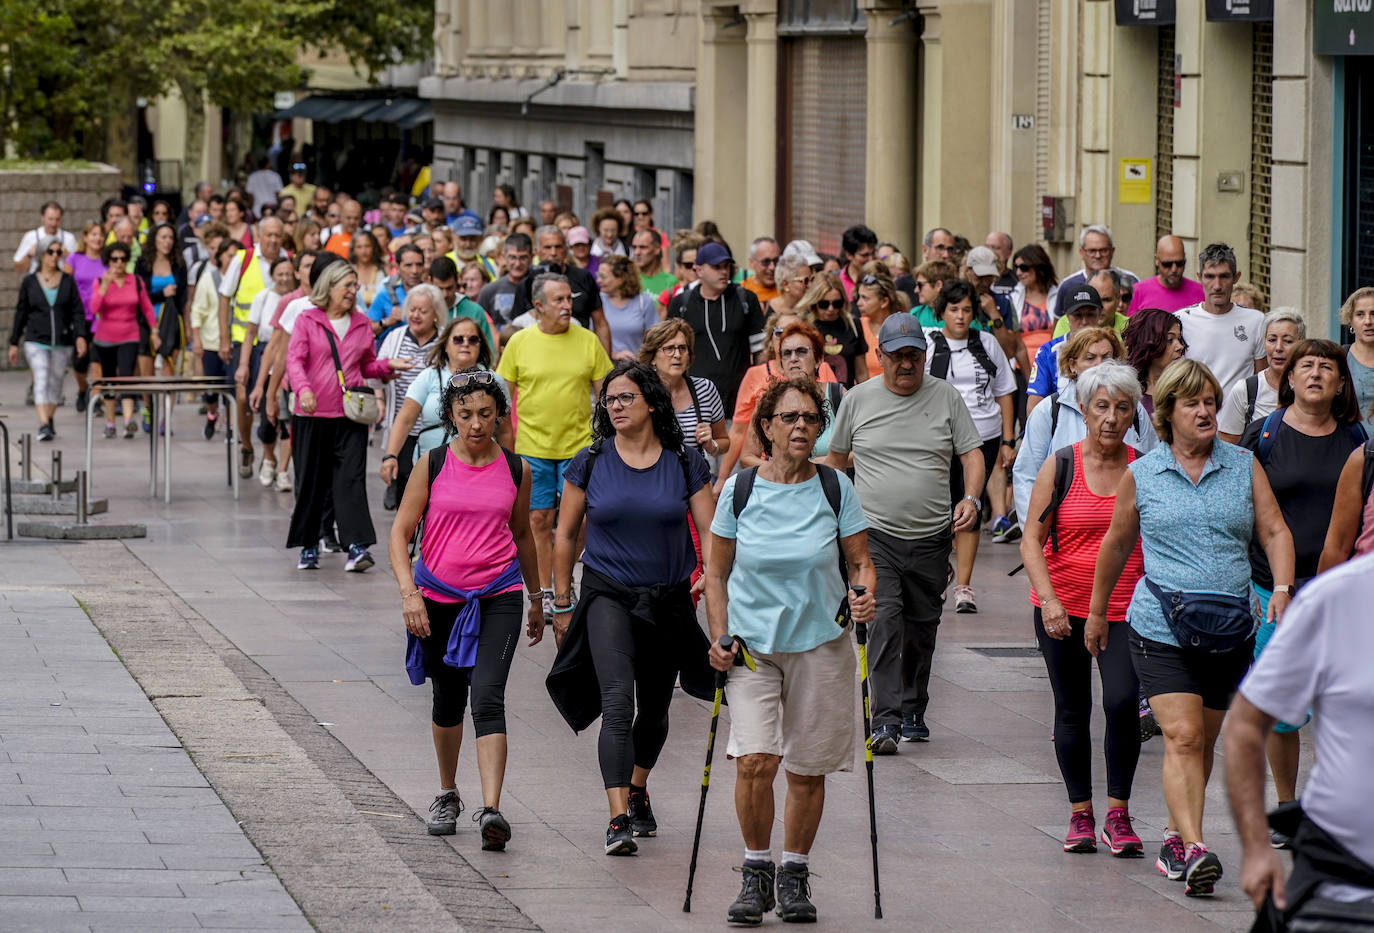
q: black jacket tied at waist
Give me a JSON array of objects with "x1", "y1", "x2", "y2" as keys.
[
  {"x1": 546, "y1": 566, "x2": 715, "y2": 733},
  {"x1": 1250, "y1": 802, "x2": 1374, "y2": 932}
]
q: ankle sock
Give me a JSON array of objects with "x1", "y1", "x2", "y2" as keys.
[
  {"x1": 780, "y1": 851, "x2": 809, "y2": 869},
  {"x1": 744, "y1": 848, "x2": 772, "y2": 865}
]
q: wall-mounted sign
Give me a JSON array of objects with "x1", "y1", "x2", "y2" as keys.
[
  {"x1": 1011, "y1": 114, "x2": 1035, "y2": 130},
  {"x1": 1315, "y1": 2, "x2": 1374, "y2": 56},
  {"x1": 1120, "y1": 159, "x2": 1152, "y2": 204},
  {"x1": 1205, "y1": 0, "x2": 1273, "y2": 22},
  {"x1": 1115, "y1": 0, "x2": 1177, "y2": 26}
]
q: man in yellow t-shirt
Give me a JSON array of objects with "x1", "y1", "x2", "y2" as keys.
[{"x1": 496, "y1": 273, "x2": 613, "y2": 596}]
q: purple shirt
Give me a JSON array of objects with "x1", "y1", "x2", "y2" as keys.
[
  {"x1": 68, "y1": 254, "x2": 105, "y2": 325},
  {"x1": 1127, "y1": 276, "x2": 1204, "y2": 315}
]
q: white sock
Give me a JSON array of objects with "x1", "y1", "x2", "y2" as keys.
[
  {"x1": 439, "y1": 787, "x2": 456, "y2": 796},
  {"x1": 780, "y1": 851, "x2": 809, "y2": 868},
  {"x1": 744, "y1": 848, "x2": 772, "y2": 864}
]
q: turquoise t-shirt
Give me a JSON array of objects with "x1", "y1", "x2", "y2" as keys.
[
  {"x1": 711, "y1": 470, "x2": 867, "y2": 654},
  {"x1": 1348, "y1": 348, "x2": 1374, "y2": 439},
  {"x1": 403, "y1": 363, "x2": 509, "y2": 464}
]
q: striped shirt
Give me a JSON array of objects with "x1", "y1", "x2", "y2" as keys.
[
  {"x1": 674, "y1": 376, "x2": 726, "y2": 454},
  {"x1": 390, "y1": 330, "x2": 437, "y2": 430},
  {"x1": 1030, "y1": 443, "x2": 1144, "y2": 620}
]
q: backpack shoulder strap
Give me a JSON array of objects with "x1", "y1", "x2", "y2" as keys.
[
  {"x1": 816, "y1": 463, "x2": 842, "y2": 518},
  {"x1": 1363, "y1": 439, "x2": 1374, "y2": 508},
  {"x1": 1256, "y1": 408, "x2": 1284, "y2": 465},
  {"x1": 685, "y1": 375, "x2": 703, "y2": 423},
  {"x1": 732, "y1": 466, "x2": 760, "y2": 519},
  {"x1": 427, "y1": 444, "x2": 447, "y2": 490},
  {"x1": 966, "y1": 331, "x2": 998, "y2": 378},
  {"x1": 1245, "y1": 374, "x2": 1259, "y2": 424},
  {"x1": 1049, "y1": 391, "x2": 1061, "y2": 437},
  {"x1": 825, "y1": 381, "x2": 844, "y2": 414},
  {"x1": 1035, "y1": 446, "x2": 1075, "y2": 554},
  {"x1": 928, "y1": 331, "x2": 950, "y2": 379},
  {"x1": 500, "y1": 447, "x2": 524, "y2": 492}
]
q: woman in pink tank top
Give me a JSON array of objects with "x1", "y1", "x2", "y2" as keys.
[
  {"x1": 1317, "y1": 440, "x2": 1374, "y2": 570},
  {"x1": 386, "y1": 367, "x2": 543, "y2": 850},
  {"x1": 1018, "y1": 360, "x2": 1146, "y2": 858}
]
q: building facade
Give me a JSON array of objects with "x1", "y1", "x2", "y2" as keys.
[{"x1": 421, "y1": 2, "x2": 699, "y2": 231}]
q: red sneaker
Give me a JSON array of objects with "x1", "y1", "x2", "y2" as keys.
[
  {"x1": 1101, "y1": 807, "x2": 1143, "y2": 857},
  {"x1": 1064, "y1": 807, "x2": 1096, "y2": 853}
]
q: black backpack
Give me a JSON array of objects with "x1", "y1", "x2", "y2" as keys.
[
  {"x1": 732, "y1": 464, "x2": 847, "y2": 585},
  {"x1": 1243, "y1": 374, "x2": 1261, "y2": 426},
  {"x1": 1048, "y1": 390, "x2": 1141, "y2": 438},
  {"x1": 1009, "y1": 444, "x2": 1139, "y2": 575},
  {"x1": 410, "y1": 444, "x2": 525, "y2": 559},
  {"x1": 928, "y1": 331, "x2": 996, "y2": 381}
]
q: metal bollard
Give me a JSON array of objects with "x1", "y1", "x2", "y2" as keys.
[
  {"x1": 20, "y1": 433, "x2": 32, "y2": 481},
  {"x1": 75, "y1": 471, "x2": 88, "y2": 524},
  {"x1": 51, "y1": 450, "x2": 63, "y2": 501}
]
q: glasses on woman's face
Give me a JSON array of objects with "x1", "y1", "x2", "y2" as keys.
[
  {"x1": 45, "y1": 248, "x2": 63, "y2": 256},
  {"x1": 109, "y1": 256, "x2": 128, "y2": 264},
  {"x1": 449, "y1": 370, "x2": 495, "y2": 388},
  {"x1": 779, "y1": 346, "x2": 812, "y2": 360},
  {"x1": 1014, "y1": 263, "x2": 1032, "y2": 273},
  {"x1": 450, "y1": 333, "x2": 482, "y2": 346},
  {"x1": 657, "y1": 343, "x2": 690, "y2": 357},
  {"x1": 771, "y1": 411, "x2": 821, "y2": 426},
  {"x1": 633, "y1": 209, "x2": 651, "y2": 218},
  {"x1": 602, "y1": 392, "x2": 642, "y2": 409},
  {"x1": 813, "y1": 299, "x2": 845, "y2": 311}
]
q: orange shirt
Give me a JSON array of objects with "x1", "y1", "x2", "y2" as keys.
[
  {"x1": 742, "y1": 276, "x2": 779, "y2": 305},
  {"x1": 324, "y1": 230, "x2": 354, "y2": 258},
  {"x1": 861, "y1": 317, "x2": 881, "y2": 380},
  {"x1": 731, "y1": 359, "x2": 838, "y2": 424}
]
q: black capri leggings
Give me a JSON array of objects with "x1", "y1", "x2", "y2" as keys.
[
  {"x1": 585, "y1": 594, "x2": 681, "y2": 789},
  {"x1": 420, "y1": 592, "x2": 522, "y2": 735},
  {"x1": 1033, "y1": 608, "x2": 1141, "y2": 804},
  {"x1": 95, "y1": 341, "x2": 141, "y2": 403}
]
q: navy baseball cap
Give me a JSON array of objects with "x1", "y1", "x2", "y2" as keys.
[
  {"x1": 453, "y1": 215, "x2": 483, "y2": 236},
  {"x1": 1062, "y1": 285, "x2": 1104, "y2": 317},
  {"x1": 695, "y1": 242, "x2": 732, "y2": 267},
  {"x1": 878, "y1": 314, "x2": 929, "y2": 353}
]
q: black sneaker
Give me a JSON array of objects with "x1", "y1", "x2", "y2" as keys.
[
  {"x1": 297, "y1": 547, "x2": 320, "y2": 571},
  {"x1": 1156, "y1": 833, "x2": 1186, "y2": 881},
  {"x1": 75, "y1": 389, "x2": 88, "y2": 413},
  {"x1": 203, "y1": 415, "x2": 217, "y2": 441},
  {"x1": 727, "y1": 861, "x2": 775, "y2": 925},
  {"x1": 37, "y1": 422, "x2": 55, "y2": 442},
  {"x1": 775, "y1": 863, "x2": 817, "y2": 923},
  {"x1": 901, "y1": 715, "x2": 930, "y2": 742},
  {"x1": 1270, "y1": 828, "x2": 1292, "y2": 850},
  {"x1": 627, "y1": 787, "x2": 657, "y2": 837},
  {"x1": 1183, "y1": 843, "x2": 1222, "y2": 897},
  {"x1": 427, "y1": 791, "x2": 462, "y2": 835},
  {"x1": 473, "y1": 807, "x2": 511, "y2": 851},
  {"x1": 870, "y1": 723, "x2": 900, "y2": 755},
  {"x1": 605, "y1": 813, "x2": 637, "y2": 856},
  {"x1": 321, "y1": 531, "x2": 344, "y2": 553},
  {"x1": 345, "y1": 544, "x2": 374, "y2": 573}
]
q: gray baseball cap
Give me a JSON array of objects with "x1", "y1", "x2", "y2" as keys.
[{"x1": 878, "y1": 313, "x2": 929, "y2": 353}]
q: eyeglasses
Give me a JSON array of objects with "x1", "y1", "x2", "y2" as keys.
[
  {"x1": 45, "y1": 248, "x2": 63, "y2": 256},
  {"x1": 1158, "y1": 259, "x2": 1186, "y2": 269},
  {"x1": 797, "y1": 276, "x2": 814, "y2": 289},
  {"x1": 657, "y1": 343, "x2": 690, "y2": 356},
  {"x1": 449, "y1": 370, "x2": 495, "y2": 388},
  {"x1": 770, "y1": 411, "x2": 822, "y2": 426},
  {"x1": 756, "y1": 257, "x2": 778, "y2": 266},
  {"x1": 913, "y1": 279, "x2": 931, "y2": 290},
  {"x1": 108, "y1": 255, "x2": 128, "y2": 263},
  {"x1": 1082, "y1": 247, "x2": 1112, "y2": 256},
  {"x1": 602, "y1": 392, "x2": 642, "y2": 409},
  {"x1": 1013, "y1": 263, "x2": 1033, "y2": 273},
  {"x1": 813, "y1": 299, "x2": 845, "y2": 311},
  {"x1": 633, "y1": 209, "x2": 651, "y2": 217},
  {"x1": 450, "y1": 334, "x2": 483, "y2": 346},
  {"x1": 779, "y1": 347, "x2": 813, "y2": 359}
]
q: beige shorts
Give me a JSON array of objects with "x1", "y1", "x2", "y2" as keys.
[{"x1": 725, "y1": 632, "x2": 857, "y2": 776}]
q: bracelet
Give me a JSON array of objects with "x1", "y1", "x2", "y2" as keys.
[
  {"x1": 962, "y1": 494, "x2": 981, "y2": 507},
  {"x1": 400, "y1": 589, "x2": 421, "y2": 600},
  {"x1": 552, "y1": 601, "x2": 575, "y2": 613},
  {"x1": 382, "y1": 454, "x2": 398, "y2": 463}
]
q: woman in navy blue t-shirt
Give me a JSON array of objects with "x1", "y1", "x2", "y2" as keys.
[{"x1": 547, "y1": 361, "x2": 716, "y2": 857}]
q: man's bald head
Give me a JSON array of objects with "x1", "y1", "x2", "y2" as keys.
[{"x1": 1154, "y1": 235, "x2": 1187, "y2": 288}]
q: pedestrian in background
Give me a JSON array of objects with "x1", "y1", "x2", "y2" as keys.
[{"x1": 9, "y1": 234, "x2": 89, "y2": 440}]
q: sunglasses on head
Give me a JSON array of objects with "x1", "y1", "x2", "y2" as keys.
[
  {"x1": 861, "y1": 274, "x2": 881, "y2": 286},
  {"x1": 813, "y1": 299, "x2": 845, "y2": 311},
  {"x1": 449, "y1": 370, "x2": 495, "y2": 388}
]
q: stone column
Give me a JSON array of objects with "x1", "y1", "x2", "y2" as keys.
[
  {"x1": 694, "y1": 9, "x2": 749, "y2": 250},
  {"x1": 864, "y1": 1, "x2": 919, "y2": 254},
  {"x1": 743, "y1": 9, "x2": 778, "y2": 242}
]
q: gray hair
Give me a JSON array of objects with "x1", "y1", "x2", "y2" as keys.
[
  {"x1": 531, "y1": 273, "x2": 569, "y2": 307},
  {"x1": 776, "y1": 254, "x2": 809, "y2": 285},
  {"x1": 35, "y1": 234, "x2": 64, "y2": 259},
  {"x1": 309, "y1": 260, "x2": 357, "y2": 307},
  {"x1": 923, "y1": 227, "x2": 952, "y2": 247},
  {"x1": 1197, "y1": 242, "x2": 1238, "y2": 276},
  {"x1": 1087, "y1": 267, "x2": 1125, "y2": 299},
  {"x1": 402, "y1": 282, "x2": 445, "y2": 318},
  {"x1": 749, "y1": 236, "x2": 779, "y2": 259},
  {"x1": 1262, "y1": 306, "x2": 1307, "y2": 340},
  {"x1": 534, "y1": 224, "x2": 564, "y2": 243},
  {"x1": 1074, "y1": 358, "x2": 1142, "y2": 408},
  {"x1": 1079, "y1": 224, "x2": 1114, "y2": 248}
]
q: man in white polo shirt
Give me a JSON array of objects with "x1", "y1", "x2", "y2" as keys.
[{"x1": 1175, "y1": 242, "x2": 1264, "y2": 394}]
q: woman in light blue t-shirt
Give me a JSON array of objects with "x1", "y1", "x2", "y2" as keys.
[
  {"x1": 380, "y1": 316, "x2": 510, "y2": 491},
  {"x1": 704, "y1": 377, "x2": 875, "y2": 924}
]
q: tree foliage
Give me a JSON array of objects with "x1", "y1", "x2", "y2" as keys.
[{"x1": 1, "y1": 0, "x2": 433, "y2": 160}]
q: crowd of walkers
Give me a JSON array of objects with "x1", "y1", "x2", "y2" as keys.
[{"x1": 12, "y1": 178, "x2": 1374, "y2": 926}]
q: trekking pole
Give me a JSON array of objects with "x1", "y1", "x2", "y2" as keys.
[
  {"x1": 683, "y1": 633, "x2": 733, "y2": 913},
  {"x1": 852, "y1": 585, "x2": 883, "y2": 919}
]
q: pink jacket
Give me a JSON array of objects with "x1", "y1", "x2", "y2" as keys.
[
  {"x1": 89, "y1": 275, "x2": 155, "y2": 345},
  {"x1": 286, "y1": 305, "x2": 392, "y2": 418}
]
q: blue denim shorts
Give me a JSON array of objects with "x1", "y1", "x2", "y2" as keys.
[{"x1": 525, "y1": 455, "x2": 571, "y2": 511}]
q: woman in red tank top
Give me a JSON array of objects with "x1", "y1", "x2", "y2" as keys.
[{"x1": 1019, "y1": 360, "x2": 1146, "y2": 858}]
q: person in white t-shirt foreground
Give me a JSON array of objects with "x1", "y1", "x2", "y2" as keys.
[
  {"x1": 1224, "y1": 552, "x2": 1374, "y2": 921},
  {"x1": 923, "y1": 279, "x2": 1016, "y2": 614},
  {"x1": 1218, "y1": 308, "x2": 1306, "y2": 443},
  {"x1": 1174, "y1": 242, "x2": 1264, "y2": 396}
]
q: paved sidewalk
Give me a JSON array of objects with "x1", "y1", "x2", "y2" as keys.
[{"x1": 0, "y1": 587, "x2": 310, "y2": 932}]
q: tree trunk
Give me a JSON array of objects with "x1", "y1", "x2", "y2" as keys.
[{"x1": 178, "y1": 78, "x2": 206, "y2": 186}]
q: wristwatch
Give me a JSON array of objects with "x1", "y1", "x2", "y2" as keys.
[
  {"x1": 1272, "y1": 584, "x2": 1296, "y2": 598},
  {"x1": 961, "y1": 494, "x2": 981, "y2": 508},
  {"x1": 1001, "y1": 438, "x2": 1016, "y2": 448}
]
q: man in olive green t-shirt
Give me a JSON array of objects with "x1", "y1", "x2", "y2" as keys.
[{"x1": 825, "y1": 313, "x2": 985, "y2": 754}]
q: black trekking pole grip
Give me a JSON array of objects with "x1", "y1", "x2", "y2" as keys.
[{"x1": 683, "y1": 634, "x2": 735, "y2": 912}]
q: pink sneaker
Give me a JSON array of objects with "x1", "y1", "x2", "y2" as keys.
[
  {"x1": 1101, "y1": 807, "x2": 1143, "y2": 857},
  {"x1": 1063, "y1": 807, "x2": 1096, "y2": 853}
]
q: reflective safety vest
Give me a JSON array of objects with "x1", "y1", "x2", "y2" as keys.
[{"x1": 231, "y1": 248, "x2": 269, "y2": 345}]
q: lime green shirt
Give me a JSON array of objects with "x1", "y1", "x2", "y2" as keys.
[{"x1": 1051, "y1": 310, "x2": 1129, "y2": 338}]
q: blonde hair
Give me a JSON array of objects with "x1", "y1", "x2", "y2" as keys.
[
  {"x1": 1058, "y1": 326, "x2": 1125, "y2": 378},
  {"x1": 795, "y1": 271, "x2": 856, "y2": 336},
  {"x1": 1339, "y1": 286, "x2": 1374, "y2": 327},
  {"x1": 309, "y1": 261, "x2": 357, "y2": 308},
  {"x1": 1151, "y1": 358, "x2": 1223, "y2": 445},
  {"x1": 1231, "y1": 282, "x2": 1267, "y2": 313},
  {"x1": 638, "y1": 318, "x2": 695, "y2": 366}
]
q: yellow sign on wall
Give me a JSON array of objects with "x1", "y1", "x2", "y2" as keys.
[{"x1": 1120, "y1": 159, "x2": 1151, "y2": 204}]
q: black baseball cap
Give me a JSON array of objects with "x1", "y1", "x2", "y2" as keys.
[{"x1": 1062, "y1": 286, "x2": 1104, "y2": 317}]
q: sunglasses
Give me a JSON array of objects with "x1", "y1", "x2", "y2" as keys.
[
  {"x1": 1158, "y1": 260, "x2": 1186, "y2": 269},
  {"x1": 449, "y1": 334, "x2": 483, "y2": 346},
  {"x1": 109, "y1": 255, "x2": 129, "y2": 263},
  {"x1": 45, "y1": 248, "x2": 63, "y2": 256},
  {"x1": 756, "y1": 257, "x2": 778, "y2": 266},
  {"x1": 779, "y1": 347, "x2": 812, "y2": 359},
  {"x1": 632, "y1": 210, "x2": 651, "y2": 217},
  {"x1": 449, "y1": 370, "x2": 495, "y2": 388},
  {"x1": 1013, "y1": 263, "x2": 1033, "y2": 273},
  {"x1": 861, "y1": 274, "x2": 881, "y2": 286},
  {"x1": 770, "y1": 411, "x2": 822, "y2": 426},
  {"x1": 813, "y1": 299, "x2": 845, "y2": 311}
]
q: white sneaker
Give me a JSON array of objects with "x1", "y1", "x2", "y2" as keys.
[
  {"x1": 275, "y1": 471, "x2": 293, "y2": 492},
  {"x1": 258, "y1": 459, "x2": 277, "y2": 487},
  {"x1": 953, "y1": 584, "x2": 978, "y2": 614}
]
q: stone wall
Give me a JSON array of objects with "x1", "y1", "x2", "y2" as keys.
[{"x1": 0, "y1": 164, "x2": 123, "y2": 365}]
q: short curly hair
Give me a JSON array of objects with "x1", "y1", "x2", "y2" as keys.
[
  {"x1": 438, "y1": 367, "x2": 509, "y2": 439},
  {"x1": 751, "y1": 377, "x2": 829, "y2": 459}
]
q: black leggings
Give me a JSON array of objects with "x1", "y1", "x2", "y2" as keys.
[
  {"x1": 95, "y1": 341, "x2": 140, "y2": 404},
  {"x1": 420, "y1": 592, "x2": 522, "y2": 734},
  {"x1": 585, "y1": 595, "x2": 680, "y2": 789},
  {"x1": 1033, "y1": 608, "x2": 1141, "y2": 804}
]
